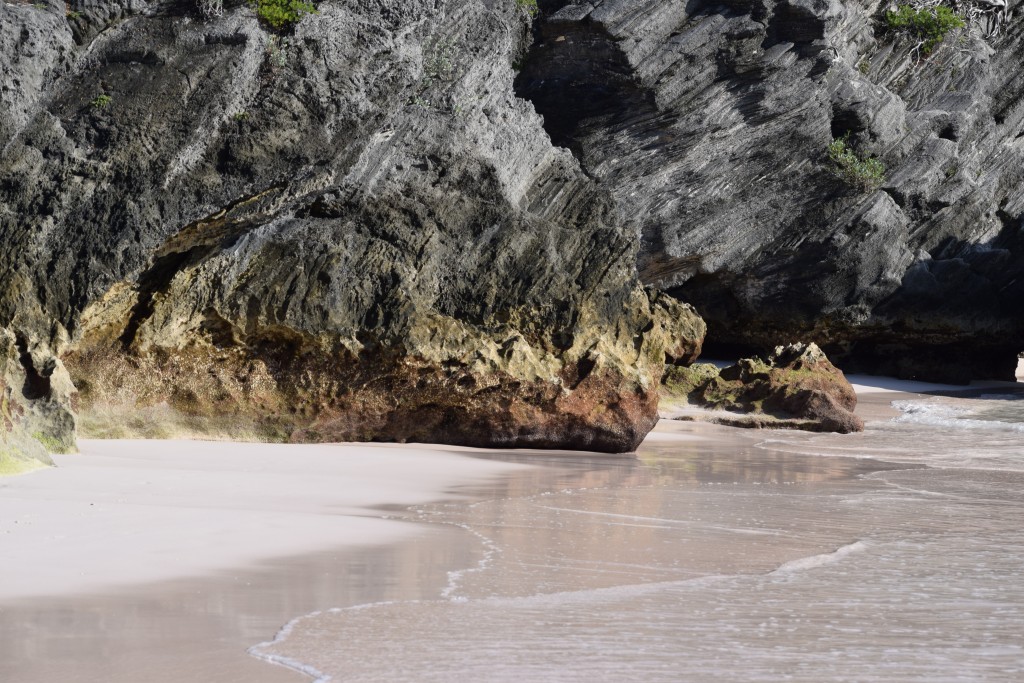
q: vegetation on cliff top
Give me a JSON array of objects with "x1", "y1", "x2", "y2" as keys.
[{"x1": 884, "y1": 4, "x2": 965, "y2": 56}]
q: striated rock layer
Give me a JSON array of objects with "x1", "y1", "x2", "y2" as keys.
[
  {"x1": 0, "y1": 0, "x2": 705, "y2": 456},
  {"x1": 518, "y1": 0, "x2": 1024, "y2": 382}
]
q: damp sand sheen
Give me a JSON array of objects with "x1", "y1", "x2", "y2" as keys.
[{"x1": 2, "y1": 379, "x2": 1023, "y2": 682}]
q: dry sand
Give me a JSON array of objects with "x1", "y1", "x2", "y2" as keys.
[{"x1": 0, "y1": 440, "x2": 531, "y2": 600}]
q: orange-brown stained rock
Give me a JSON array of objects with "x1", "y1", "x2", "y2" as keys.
[
  {"x1": 65, "y1": 342, "x2": 662, "y2": 453},
  {"x1": 64, "y1": 272, "x2": 704, "y2": 454}
]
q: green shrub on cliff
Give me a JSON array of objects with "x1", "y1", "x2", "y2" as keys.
[
  {"x1": 251, "y1": 0, "x2": 315, "y2": 29},
  {"x1": 885, "y1": 4, "x2": 964, "y2": 56},
  {"x1": 516, "y1": 0, "x2": 538, "y2": 17},
  {"x1": 827, "y1": 136, "x2": 885, "y2": 191},
  {"x1": 424, "y1": 38, "x2": 457, "y2": 83}
]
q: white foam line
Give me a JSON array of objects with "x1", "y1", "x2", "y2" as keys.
[
  {"x1": 770, "y1": 540, "x2": 868, "y2": 575},
  {"x1": 480, "y1": 574, "x2": 740, "y2": 608},
  {"x1": 248, "y1": 600, "x2": 410, "y2": 682},
  {"x1": 250, "y1": 540, "x2": 875, "y2": 677},
  {"x1": 248, "y1": 610, "x2": 334, "y2": 683},
  {"x1": 752, "y1": 439, "x2": 884, "y2": 459},
  {"x1": 248, "y1": 648, "x2": 332, "y2": 683},
  {"x1": 531, "y1": 504, "x2": 782, "y2": 536},
  {"x1": 440, "y1": 521, "x2": 500, "y2": 600},
  {"x1": 554, "y1": 557, "x2": 695, "y2": 573},
  {"x1": 874, "y1": 479, "x2": 967, "y2": 500},
  {"x1": 511, "y1": 561, "x2": 680, "y2": 578},
  {"x1": 248, "y1": 507, "x2": 508, "y2": 676},
  {"x1": 530, "y1": 504, "x2": 704, "y2": 526},
  {"x1": 481, "y1": 540, "x2": 869, "y2": 607}
]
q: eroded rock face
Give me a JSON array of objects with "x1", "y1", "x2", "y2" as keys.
[
  {"x1": 0, "y1": 0, "x2": 705, "y2": 455},
  {"x1": 662, "y1": 342, "x2": 864, "y2": 433},
  {"x1": 0, "y1": 328, "x2": 74, "y2": 473},
  {"x1": 517, "y1": 0, "x2": 1024, "y2": 382}
]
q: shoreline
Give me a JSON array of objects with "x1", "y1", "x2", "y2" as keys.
[
  {"x1": 2, "y1": 374, "x2": 1018, "y2": 681},
  {"x1": 1, "y1": 424, "x2": 888, "y2": 683},
  {"x1": 0, "y1": 441, "x2": 542, "y2": 683}
]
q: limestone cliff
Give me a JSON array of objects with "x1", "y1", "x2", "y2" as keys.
[
  {"x1": 0, "y1": 0, "x2": 704, "y2": 464},
  {"x1": 518, "y1": 0, "x2": 1024, "y2": 382},
  {"x1": 6, "y1": 0, "x2": 1020, "y2": 467}
]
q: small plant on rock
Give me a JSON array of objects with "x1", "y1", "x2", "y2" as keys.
[
  {"x1": 515, "y1": 0, "x2": 538, "y2": 17},
  {"x1": 91, "y1": 94, "x2": 112, "y2": 109},
  {"x1": 266, "y1": 35, "x2": 289, "y2": 70},
  {"x1": 884, "y1": 4, "x2": 965, "y2": 57},
  {"x1": 250, "y1": 0, "x2": 315, "y2": 30},
  {"x1": 197, "y1": 0, "x2": 223, "y2": 19},
  {"x1": 827, "y1": 136, "x2": 885, "y2": 191},
  {"x1": 424, "y1": 37, "x2": 457, "y2": 83}
]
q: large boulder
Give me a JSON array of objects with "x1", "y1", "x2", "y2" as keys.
[
  {"x1": 516, "y1": 0, "x2": 1024, "y2": 382},
  {"x1": 662, "y1": 343, "x2": 864, "y2": 433},
  {"x1": 0, "y1": 0, "x2": 705, "y2": 454}
]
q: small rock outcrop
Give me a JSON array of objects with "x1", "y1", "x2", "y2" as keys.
[
  {"x1": 0, "y1": 328, "x2": 74, "y2": 473},
  {"x1": 0, "y1": 0, "x2": 706, "y2": 457},
  {"x1": 662, "y1": 343, "x2": 864, "y2": 433},
  {"x1": 517, "y1": 0, "x2": 1024, "y2": 382}
]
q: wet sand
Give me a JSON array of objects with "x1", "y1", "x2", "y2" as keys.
[
  {"x1": 2, "y1": 375, "x2": 1021, "y2": 682},
  {"x1": 0, "y1": 425, "x2": 886, "y2": 682},
  {"x1": 249, "y1": 381, "x2": 1023, "y2": 682},
  {"x1": 0, "y1": 440, "x2": 531, "y2": 682}
]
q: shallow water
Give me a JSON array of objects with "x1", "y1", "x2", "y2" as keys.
[
  {"x1": 896, "y1": 393, "x2": 1024, "y2": 431},
  {"x1": 4, "y1": 391, "x2": 1023, "y2": 682},
  {"x1": 762, "y1": 390, "x2": 1024, "y2": 472},
  {"x1": 255, "y1": 396, "x2": 1024, "y2": 682}
]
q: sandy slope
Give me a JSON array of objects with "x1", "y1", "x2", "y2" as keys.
[{"x1": 0, "y1": 439, "x2": 530, "y2": 601}]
